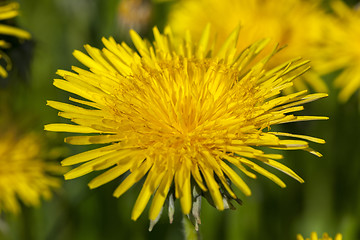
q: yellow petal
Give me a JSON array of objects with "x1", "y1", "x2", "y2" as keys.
[
  {"x1": 53, "y1": 79, "x2": 93, "y2": 100},
  {"x1": 47, "y1": 100, "x2": 102, "y2": 117},
  {"x1": 0, "y1": 25, "x2": 31, "y2": 39},
  {"x1": 65, "y1": 135, "x2": 123, "y2": 145},
  {"x1": 88, "y1": 164, "x2": 131, "y2": 189},
  {"x1": 61, "y1": 144, "x2": 117, "y2": 166},
  {"x1": 219, "y1": 161, "x2": 251, "y2": 196},
  {"x1": 196, "y1": 23, "x2": 211, "y2": 59},
  {"x1": 113, "y1": 159, "x2": 152, "y2": 198},
  {"x1": 296, "y1": 234, "x2": 305, "y2": 240},
  {"x1": 131, "y1": 167, "x2": 165, "y2": 220},
  {"x1": 44, "y1": 123, "x2": 101, "y2": 133},
  {"x1": 199, "y1": 163, "x2": 224, "y2": 210},
  {"x1": 179, "y1": 166, "x2": 192, "y2": 214},
  {"x1": 130, "y1": 29, "x2": 149, "y2": 56},
  {"x1": 191, "y1": 164, "x2": 207, "y2": 191},
  {"x1": 73, "y1": 49, "x2": 105, "y2": 71},
  {"x1": 272, "y1": 132, "x2": 325, "y2": 144},
  {"x1": 240, "y1": 158, "x2": 286, "y2": 188},
  {"x1": 264, "y1": 159, "x2": 304, "y2": 183},
  {"x1": 149, "y1": 170, "x2": 174, "y2": 220}
]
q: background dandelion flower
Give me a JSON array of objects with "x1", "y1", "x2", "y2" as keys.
[
  {"x1": 0, "y1": 1, "x2": 31, "y2": 78},
  {"x1": 318, "y1": 1, "x2": 360, "y2": 102},
  {"x1": 297, "y1": 232, "x2": 343, "y2": 240},
  {"x1": 0, "y1": 128, "x2": 62, "y2": 214},
  {"x1": 168, "y1": 0, "x2": 331, "y2": 93},
  {"x1": 45, "y1": 26, "x2": 327, "y2": 224}
]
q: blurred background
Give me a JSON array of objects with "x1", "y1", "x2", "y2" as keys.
[{"x1": 0, "y1": 0, "x2": 359, "y2": 239}]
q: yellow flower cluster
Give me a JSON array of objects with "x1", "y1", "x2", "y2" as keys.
[
  {"x1": 46, "y1": 26, "x2": 327, "y2": 222},
  {"x1": 169, "y1": 0, "x2": 360, "y2": 102},
  {"x1": 319, "y1": 1, "x2": 360, "y2": 102},
  {"x1": 297, "y1": 232, "x2": 343, "y2": 240},
  {"x1": 0, "y1": 129, "x2": 61, "y2": 214},
  {"x1": 168, "y1": 0, "x2": 330, "y2": 93}
]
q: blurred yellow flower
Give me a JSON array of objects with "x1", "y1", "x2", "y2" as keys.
[
  {"x1": 45, "y1": 26, "x2": 327, "y2": 223},
  {"x1": 297, "y1": 232, "x2": 343, "y2": 240},
  {"x1": 168, "y1": 0, "x2": 331, "y2": 93},
  {"x1": 0, "y1": 1, "x2": 31, "y2": 78},
  {"x1": 318, "y1": 1, "x2": 360, "y2": 102},
  {"x1": 0, "y1": 129, "x2": 62, "y2": 214}
]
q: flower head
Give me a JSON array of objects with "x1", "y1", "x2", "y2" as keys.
[
  {"x1": 297, "y1": 232, "x2": 343, "y2": 240},
  {"x1": 318, "y1": 1, "x2": 360, "y2": 102},
  {"x1": 45, "y1": 26, "x2": 327, "y2": 224},
  {"x1": 0, "y1": 128, "x2": 62, "y2": 214},
  {"x1": 0, "y1": 2, "x2": 31, "y2": 78},
  {"x1": 168, "y1": 0, "x2": 331, "y2": 93}
]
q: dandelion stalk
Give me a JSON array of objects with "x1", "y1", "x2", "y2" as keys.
[{"x1": 183, "y1": 216, "x2": 200, "y2": 240}]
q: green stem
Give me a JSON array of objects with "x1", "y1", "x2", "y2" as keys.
[
  {"x1": 0, "y1": 215, "x2": 9, "y2": 237},
  {"x1": 21, "y1": 206, "x2": 33, "y2": 240},
  {"x1": 182, "y1": 215, "x2": 201, "y2": 240}
]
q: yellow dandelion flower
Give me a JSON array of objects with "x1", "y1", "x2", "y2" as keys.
[
  {"x1": 168, "y1": 0, "x2": 330, "y2": 93},
  {"x1": 318, "y1": 1, "x2": 360, "y2": 102},
  {"x1": 45, "y1": 26, "x2": 327, "y2": 223},
  {"x1": 0, "y1": 129, "x2": 62, "y2": 214},
  {"x1": 297, "y1": 232, "x2": 343, "y2": 240},
  {"x1": 0, "y1": 1, "x2": 31, "y2": 78}
]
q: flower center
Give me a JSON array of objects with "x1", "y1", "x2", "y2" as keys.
[{"x1": 108, "y1": 57, "x2": 260, "y2": 156}]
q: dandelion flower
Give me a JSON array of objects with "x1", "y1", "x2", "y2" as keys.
[
  {"x1": 318, "y1": 1, "x2": 360, "y2": 102},
  {"x1": 0, "y1": 128, "x2": 62, "y2": 214},
  {"x1": 297, "y1": 232, "x2": 343, "y2": 240},
  {"x1": 0, "y1": 2, "x2": 31, "y2": 78},
  {"x1": 168, "y1": 0, "x2": 331, "y2": 93},
  {"x1": 45, "y1": 26, "x2": 327, "y2": 223}
]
